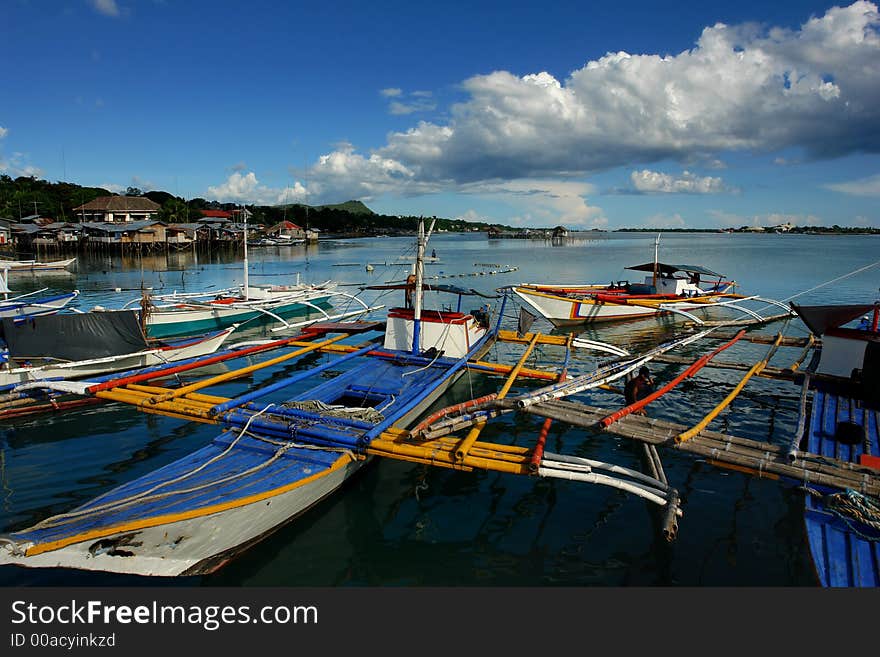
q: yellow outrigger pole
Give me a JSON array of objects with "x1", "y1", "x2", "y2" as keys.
[{"x1": 676, "y1": 332, "x2": 786, "y2": 444}]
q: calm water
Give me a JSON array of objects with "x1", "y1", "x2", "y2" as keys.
[{"x1": 1, "y1": 232, "x2": 878, "y2": 586}]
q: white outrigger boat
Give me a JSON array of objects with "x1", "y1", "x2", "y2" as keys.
[
  {"x1": 0, "y1": 310, "x2": 235, "y2": 389},
  {"x1": 130, "y1": 278, "x2": 346, "y2": 339},
  {"x1": 0, "y1": 267, "x2": 78, "y2": 319},
  {"x1": 117, "y1": 216, "x2": 368, "y2": 338},
  {"x1": 0, "y1": 257, "x2": 76, "y2": 273},
  {"x1": 0, "y1": 219, "x2": 502, "y2": 576},
  {"x1": 511, "y1": 236, "x2": 789, "y2": 327}
]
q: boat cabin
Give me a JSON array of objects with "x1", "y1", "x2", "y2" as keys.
[
  {"x1": 367, "y1": 282, "x2": 493, "y2": 359},
  {"x1": 383, "y1": 307, "x2": 488, "y2": 358},
  {"x1": 624, "y1": 262, "x2": 727, "y2": 297}
]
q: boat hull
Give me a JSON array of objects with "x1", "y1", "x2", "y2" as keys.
[
  {"x1": 803, "y1": 389, "x2": 880, "y2": 587},
  {"x1": 0, "y1": 292, "x2": 78, "y2": 319},
  {"x1": 512, "y1": 285, "x2": 729, "y2": 326},
  {"x1": 3, "y1": 257, "x2": 77, "y2": 273},
  {"x1": 0, "y1": 327, "x2": 495, "y2": 576},
  {"x1": 0, "y1": 328, "x2": 235, "y2": 388},
  {"x1": 146, "y1": 296, "x2": 333, "y2": 338}
]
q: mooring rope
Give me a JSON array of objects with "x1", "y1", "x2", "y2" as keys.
[{"x1": 802, "y1": 486, "x2": 880, "y2": 541}]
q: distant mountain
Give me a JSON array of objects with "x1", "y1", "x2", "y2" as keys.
[{"x1": 313, "y1": 200, "x2": 375, "y2": 215}]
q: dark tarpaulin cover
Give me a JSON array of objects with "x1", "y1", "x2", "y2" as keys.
[
  {"x1": 790, "y1": 303, "x2": 876, "y2": 337},
  {"x1": 625, "y1": 262, "x2": 724, "y2": 278},
  {"x1": 364, "y1": 283, "x2": 497, "y2": 297},
  {"x1": 1, "y1": 310, "x2": 148, "y2": 361}
]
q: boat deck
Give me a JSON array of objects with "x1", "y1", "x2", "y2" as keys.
[
  {"x1": 2, "y1": 354, "x2": 462, "y2": 561},
  {"x1": 8, "y1": 431, "x2": 350, "y2": 549},
  {"x1": 804, "y1": 388, "x2": 880, "y2": 587}
]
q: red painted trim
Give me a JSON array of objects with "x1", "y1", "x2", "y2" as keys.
[
  {"x1": 87, "y1": 328, "x2": 323, "y2": 393},
  {"x1": 826, "y1": 327, "x2": 880, "y2": 341},
  {"x1": 387, "y1": 308, "x2": 470, "y2": 325}
]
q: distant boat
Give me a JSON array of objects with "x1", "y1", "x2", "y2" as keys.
[
  {"x1": 120, "y1": 214, "x2": 355, "y2": 338},
  {"x1": 0, "y1": 267, "x2": 78, "y2": 319},
  {"x1": 0, "y1": 257, "x2": 76, "y2": 273},
  {"x1": 510, "y1": 235, "x2": 787, "y2": 326},
  {"x1": 135, "y1": 281, "x2": 340, "y2": 338}
]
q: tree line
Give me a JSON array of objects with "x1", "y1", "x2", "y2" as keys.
[{"x1": 0, "y1": 175, "x2": 506, "y2": 234}]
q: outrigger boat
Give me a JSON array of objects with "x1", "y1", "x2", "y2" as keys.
[
  {"x1": 510, "y1": 236, "x2": 789, "y2": 327},
  {"x1": 0, "y1": 267, "x2": 78, "y2": 320},
  {"x1": 117, "y1": 214, "x2": 361, "y2": 338},
  {"x1": 0, "y1": 257, "x2": 77, "y2": 273},
  {"x1": 127, "y1": 279, "x2": 344, "y2": 339},
  {"x1": 0, "y1": 219, "x2": 504, "y2": 576},
  {"x1": 790, "y1": 301, "x2": 880, "y2": 587},
  {"x1": 0, "y1": 310, "x2": 236, "y2": 389}
]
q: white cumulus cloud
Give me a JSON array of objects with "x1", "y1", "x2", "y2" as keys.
[
  {"x1": 207, "y1": 172, "x2": 293, "y2": 205},
  {"x1": 824, "y1": 172, "x2": 880, "y2": 196},
  {"x1": 0, "y1": 151, "x2": 43, "y2": 179},
  {"x1": 630, "y1": 169, "x2": 728, "y2": 194},
  {"x1": 644, "y1": 213, "x2": 687, "y2": 228},
  {"x1": 357, "y1": 2, "x2": 880, "y2": 186},
  {"x1": 91, "y1": 0, "x2": 121, "y2": 17},
  {"x1": 263, "y1": 3, "x2": 879, "y2": 218}
]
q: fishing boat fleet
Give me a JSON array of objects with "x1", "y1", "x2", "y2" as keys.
[{"x1": 0, "y1": 228, "x2": 877, "y2": 587}]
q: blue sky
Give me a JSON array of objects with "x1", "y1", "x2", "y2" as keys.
[{"x1": 2, "y1": 0, "x2": 879, "y2": 229}]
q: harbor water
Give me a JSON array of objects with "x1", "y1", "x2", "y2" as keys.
[{"x1": 1, "y1": 231, "x2": 878, "y2": 586}]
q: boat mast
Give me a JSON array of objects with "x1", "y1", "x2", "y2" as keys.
[
  {"x1": 242, "y1": 205, "x2": 249, "y2": 300},
  {"x1": 652, "y1": 233, "x2": 661, "y2": 288},
  {"x1": 411, "y1": 217, "x2": 436, "y2": 355},
  {"x1": 0, "y1": 267, "x2": 8, "y2": 300}
]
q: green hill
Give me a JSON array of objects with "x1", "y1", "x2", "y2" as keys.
[{"x1": 313, "y1": 200, "x2": 374, "y2": 215}]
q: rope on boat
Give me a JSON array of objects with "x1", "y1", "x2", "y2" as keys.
[
  {"x1": 788, "y1": 372, "x2": 812, "y2": 461},
  {"x1": 25, "y1": 403, "x2": 282, "y2": 530},
  {"x1": 802, "y1": 486, "x2": 880, "y2": 541},
  {"x1": 780, "y1": 259, "x2": 880, "y2": 304},
  {"x1": 6, "y1": 428, "x2": 357, "y2": 552},
  {"x1": 281, "y1": 400, "x2": 384, "y2": 423}
]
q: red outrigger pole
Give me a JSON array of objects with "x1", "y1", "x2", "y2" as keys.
[
  {"x1": 529, "y1": 335, "x2": 573, "y2": 471},
  {"x1": 598, "y1": 329, "x2": 747, "y2": 428},
  {"x1": 85, "y1": 327, "x2": 325, "y2": 394}
]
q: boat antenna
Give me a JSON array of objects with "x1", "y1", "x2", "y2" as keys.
[
  {"x1": 411, "y1": 216, "x2": 435, "y2": 355},
  {"x1": 242, "y1": 204, "x2": 249, "y2": 300},
  {"x1": 652, "y1": 233, "x2": 661, "y2": 288}
]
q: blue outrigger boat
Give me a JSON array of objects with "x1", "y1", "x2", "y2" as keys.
[
  {"x1": 793, "y1": 302, "x2": 880, "y2": 587},
  {"x1": 0, "y1": 220, "x2": 503, "y2": 576}
]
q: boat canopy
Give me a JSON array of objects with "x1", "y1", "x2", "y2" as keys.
[
  {"x1": 790, "y1": 303, "x2": 876, "y2": 336},
  {"x1": 625, "y1": 262, "x2": 724, "y2": 278},
  {"x1": 0, "y1": 310, "x2": 148, "y2": 361}
]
